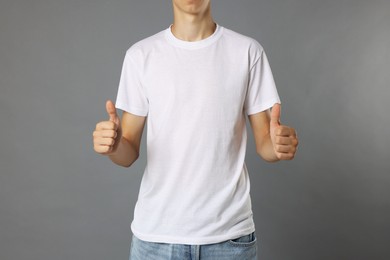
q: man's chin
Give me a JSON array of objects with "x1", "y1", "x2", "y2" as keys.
[{"x1": 173, "y1": 0, "x2": 209, "y2": 15}]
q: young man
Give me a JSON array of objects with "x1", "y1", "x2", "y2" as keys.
[{"x1": 93, "y1": 0, "x2": 298, "y2": 259}]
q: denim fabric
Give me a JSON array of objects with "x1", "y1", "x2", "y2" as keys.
[{"x1": 129, "y1": 232, "x2": 257, "y2": 260}]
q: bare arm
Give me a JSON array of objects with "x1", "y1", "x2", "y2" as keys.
[
  {"x1": 108, "y1": 111, "x2": 146, "y2": 167},
  {"x1": 93, "y1": 100, "x2": 147, "y2": 168},
  {"x1": 248, "y1": 109, "x2": 280, "y2": 162},
  {"x1": 248, "y1": 103, "x2": 298, "y2": 162}
]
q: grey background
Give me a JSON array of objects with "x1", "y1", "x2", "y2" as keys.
[{"x1": 1, "y1": 0, "x2": 389, "y2": 259}]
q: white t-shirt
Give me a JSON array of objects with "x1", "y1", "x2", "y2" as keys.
[{"x1": 115, "y1": 23, "x2": 281, "y2": 245}]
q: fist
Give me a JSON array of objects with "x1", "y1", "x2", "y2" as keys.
[
  {"x1": 270, "y1": 103, "x2": 299, "y2": 160},
  {"x1": 93, "y1": 100, "x2": 122, "y2": 155}
]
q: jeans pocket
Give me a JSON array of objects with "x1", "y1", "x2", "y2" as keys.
[{"x1": 227, "y1": 232, "x2": 257, "y2": 247}]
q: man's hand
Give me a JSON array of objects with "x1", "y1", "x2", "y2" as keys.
[
  {"x1": 93, "y1": 100, "x2": 122, "y2": 155},
  {"x1": 270, "y1": 103, "x2": 299, "y2": 160}
]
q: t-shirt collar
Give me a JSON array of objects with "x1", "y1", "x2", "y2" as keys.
[{"x1": 165, "y1": 22, "x2": 223, "y2": 50}]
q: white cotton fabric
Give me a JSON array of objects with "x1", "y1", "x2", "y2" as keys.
[{"x1": 115, "y1": 23, "x2": 281, "y2": 245}]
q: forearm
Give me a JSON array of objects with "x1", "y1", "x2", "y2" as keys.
[
  {"x1": 108, "y1": 136, "x2": 139, "y2": 167},
  {"x1": 257, "y1": 133, "x2": 280, "y2": 163}
]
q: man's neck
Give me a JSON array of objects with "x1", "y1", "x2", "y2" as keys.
[{"x1": 171, "y1": 8, "x2": 216, "y2": 42}]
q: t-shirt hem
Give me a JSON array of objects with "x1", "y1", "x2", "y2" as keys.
[
  {"x1": 115, "y1": 101, "x2": 148, "y2": 117},
  {"x1": 245, "y1": 97, "x2": 281, "y2": 115},
  {"x1": 131, "y1": 225, "x2": 256, "y2": 245}
]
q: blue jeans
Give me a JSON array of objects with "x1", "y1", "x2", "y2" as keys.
[{"x1": 129, "y1": 232, "x2": 258, "y2": 260}]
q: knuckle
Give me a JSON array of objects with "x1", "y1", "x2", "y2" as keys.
[
  {"x1": 94, "y1": 145, "x2": 103, "y2": 153},
  {"x1": 93, "y1": 138, "x2": 100, "y2": 145},
  {"x1": 92, "y1": 137, "x2": 98, "y2": 144},
  {"x1": 110, "y1": 121, "x2": 116, "y2": 129},
  {"x1": 107, "y1": 146, "x2": 114, "y2": 154}
]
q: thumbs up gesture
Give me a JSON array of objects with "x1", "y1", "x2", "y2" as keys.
[
  {"x1": 270, "y1": 103, "x2": 298, "y2": 160},
  {"x1": 93, "y1": 100, "x2": 122, "y2": 155}
]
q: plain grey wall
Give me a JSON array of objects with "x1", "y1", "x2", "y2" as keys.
[{"x1": 1, "y1": 0, "x2": 389, "y2": 259}]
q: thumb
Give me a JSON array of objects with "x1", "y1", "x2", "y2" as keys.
[
  {"x1": 106, "y1": 100, "x2": 118, "y2": 123},
  {"x1": 270, "y1": 103, "x2": 281, "y2": 127}
]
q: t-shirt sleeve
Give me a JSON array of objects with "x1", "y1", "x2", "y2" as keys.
[
  {"x1": 244, "y1": 48, "x2": 281, "y2": 115},
  {"x1": 115, "y1": 51, "x2": 149, "y2": 117}
]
